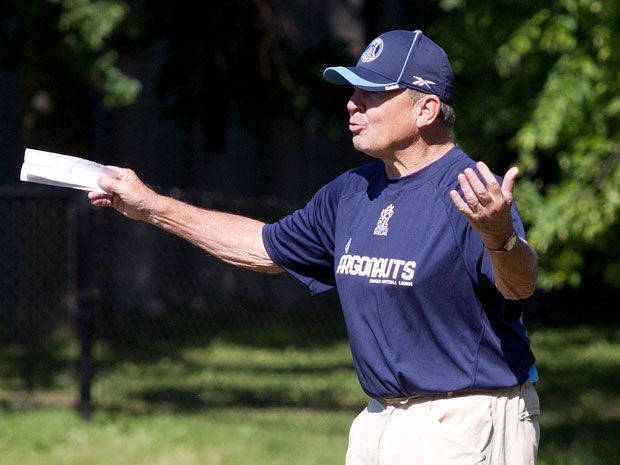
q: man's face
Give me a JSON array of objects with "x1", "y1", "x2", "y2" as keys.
[{"x1": 347, "y1": 88, "x2": 419, "y2": 158}]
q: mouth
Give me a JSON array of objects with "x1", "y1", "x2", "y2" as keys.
[{"x1": 349, "y1": 122, "x2": 364, "y2": 135}]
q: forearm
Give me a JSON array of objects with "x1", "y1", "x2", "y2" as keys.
[
  {"x1": 487, "y1": 237, "x2": 537, "y2": 300},
  {"x1": 146, "y1": 194, "x2": 282, "y2": 273}
]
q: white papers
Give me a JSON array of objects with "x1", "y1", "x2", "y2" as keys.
[{"x1": 20, "y1": 148, "x2": 118, "y2": 194}]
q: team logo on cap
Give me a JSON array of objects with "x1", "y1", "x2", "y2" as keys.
[{"x1": 360, "y1": 38, "x2": 384, "y2": 63}]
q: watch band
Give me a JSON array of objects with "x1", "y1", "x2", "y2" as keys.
[{"x1": 487, "y1": 231, "x2": 518, "y2": 252}]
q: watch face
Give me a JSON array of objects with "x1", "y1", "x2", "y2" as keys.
[{"x1": 504, "y1": 233, "x2": 518, "y2": 251}]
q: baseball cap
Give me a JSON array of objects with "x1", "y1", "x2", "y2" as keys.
[{"x1": 323, "y1": 30, "x2": 454, "y2": 103}]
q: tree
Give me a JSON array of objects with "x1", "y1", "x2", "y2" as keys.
[
  {"x1": 433, "y1": 0, "x2": 620, "y2": 290},
  {"x1": 52, "y1": 0, "x2": 141, "y2": 108},
  {"x1": 0, "y1": 0, "x2": 141, "y2": 159}
]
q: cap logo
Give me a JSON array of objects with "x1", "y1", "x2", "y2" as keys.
[
  {"x1": 412, "y1": 76, "x2": 436, "y2": 90},
  {"x1": 360, "y1": 38, "x2": 384, "y2": 63}
]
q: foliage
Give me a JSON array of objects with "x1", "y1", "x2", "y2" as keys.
[
  {"x1": 0, "y1": 0, "x2": 140, "y2": 108},
  {"x1": 51, "y1": 0, "x2": 141, "y2": 107},
  {"x1": 434, "y1": 0, "x2": 620, "y2": 289}
]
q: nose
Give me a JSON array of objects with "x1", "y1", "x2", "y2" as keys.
[{"x1": 347, "y1": 88, "x2": 364, "y2": 114}]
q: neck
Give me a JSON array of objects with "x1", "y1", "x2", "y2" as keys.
[{"x1": 383, "y1": 141, "x2": 455, "y2": 179}]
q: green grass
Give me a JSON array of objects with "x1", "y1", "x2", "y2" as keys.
[
  {"x1": 92, "y1": 340, "x2": 365, "y2": 412},
  {"x1": 530, "y1": 327, "x2": 620, "y2": 465},
  {"x1": 1, "y1": 325, "x2": 620, "y2": 464},
  {"x1": 0, "y1": 408, "x2": 352, "y2": 465}
]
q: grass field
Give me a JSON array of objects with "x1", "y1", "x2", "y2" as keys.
[{"x1": 1, "y1": 325, "x2": 620, "y2": 464}]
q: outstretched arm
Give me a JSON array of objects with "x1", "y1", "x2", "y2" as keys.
[
  {"x1": 88, "y1": 167, "x2": 282, "y2": 274},
  {"x1": 449, "y1": 161, "x2": 537, "y2": 300}
]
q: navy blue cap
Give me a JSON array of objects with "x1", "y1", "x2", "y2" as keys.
[{"x1": 323, "y1": 30, "x2": 454, "y2": 103}]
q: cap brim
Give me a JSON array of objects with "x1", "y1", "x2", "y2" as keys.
[{"x1": 323, "y1": 66, "x2": 405, "y2": 92}]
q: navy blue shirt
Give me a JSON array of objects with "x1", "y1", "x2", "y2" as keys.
[{"x1": 262, "y1": 146, "x2": 536, "y2": 399}]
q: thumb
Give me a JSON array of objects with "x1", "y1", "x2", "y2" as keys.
[{"x1": 501, "y1": 166, "x2": 519, "y2": 200}]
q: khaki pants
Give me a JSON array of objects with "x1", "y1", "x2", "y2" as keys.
[{"x1": 346, "y1": 384, "x2": 540, "y2": 465}]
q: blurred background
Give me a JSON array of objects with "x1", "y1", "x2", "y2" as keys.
[{"x1": 1, "y1": 1, "x2": 619, "y2": 464}]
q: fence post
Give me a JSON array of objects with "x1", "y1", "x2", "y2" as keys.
[{"x1": 70, "y1": 196, "x2": 96, "y2": 420}]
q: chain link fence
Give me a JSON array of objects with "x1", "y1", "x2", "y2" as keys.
[
  {"x1": 0, "y1": 188, "x2": 75, "y2": 344},
  {"x1": 0, "y1": 186, "x2": 358, "y2": 419}
]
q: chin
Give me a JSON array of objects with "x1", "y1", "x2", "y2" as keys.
[
  {"x1": 352, "y1": 139, "x2": 369, "y2": 155},
  {"x1": 352, "y1": 141, "x2": 378, "y2": 159}
]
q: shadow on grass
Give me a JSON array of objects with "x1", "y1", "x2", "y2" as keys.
[
  {"x1": 536, "y1": 366, "x2": 620, "y2": 414},
  {"x1": 0, "y1": 339, "x2": 72, "y2": 391},
  {"x1": 540, "y1": 418, "x2": 620, "y2": 465},
  {"x1": 532, "y1": 326, "x2": 620, "y2": 413},
  {"x1": 129, "y1": 384, "x2": 362, "y2": 413},
  {"x1": 535, "y1": 372, "x2": 620, "y2": 464},
  {"x1": 0, "y1": 310, "x2": 358, "y2": 413}
]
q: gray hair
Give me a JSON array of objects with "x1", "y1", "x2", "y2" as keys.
[{"x1": 408, "y1": 89, "x2": 455, "y2": 141}]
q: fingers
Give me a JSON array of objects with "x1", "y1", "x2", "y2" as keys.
[
  {"x1": 89, "y1": 166, "x2": 128, "y2": 206},
  {"x1": 87, "y1": 189, "x2": 112, "y2": 207},
  {"x1": 96, "y1": 175, "x2": 117, "y2": 193},
  {"x1": 457, "y1": 171, "x2": 484, "y2": 212},
  {"x1": 457, "y1": 162, "x2": 518, "y2": 208},
  {"x1": 90, "y1": 197, "x2": 114, "y2": 207},
  {"x1": 452, "y1": 162, "x2": 520, "y2": 246},
  {"x1": 452, "y1": 162, "x2": 519, "y2": 216},
  {"x1": 475, "y1": 162, "x2": 502, "y2": 197},
  {"x1": 463, "y1": 168, "x2": 492, "y2": 207},
  {"x1": 450, "y1": 189, "x2": 472, "y2": 216},
  {"x1": 96, "y1": 166, "x2": 130, "y2": 193},
  {"x1": 475, "y1": 161, "x2": 518, "y2": 201},
  {"x1": 458, "y1": 162, "x2": 499, "y2": 209}
]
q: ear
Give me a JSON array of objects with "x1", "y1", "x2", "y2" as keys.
[{"x1": 414, "y1": 95, "x2": 442, "y2": 129}]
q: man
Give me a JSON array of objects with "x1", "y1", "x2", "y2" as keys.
[{"x1": 89, "y1": 29, "x2": 540, "y2": 465}]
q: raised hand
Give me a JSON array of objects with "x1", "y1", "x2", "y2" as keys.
[{"x1": 449, "y1": 161, "x2": 518, "y2": 250}]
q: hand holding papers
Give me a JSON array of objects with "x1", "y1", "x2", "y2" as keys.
[{"x1": 20, "y1": 148, "x2": 119, "y2": 194}]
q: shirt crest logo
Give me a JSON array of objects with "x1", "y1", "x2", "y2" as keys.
[
  {"x1": 360, "y1": 38, "x2": 384, "y2": 63},
  {"x1": 345, "y1": 237, "x2": 352, "y2": 254},
  {"x1": 373, "y1": 204, "x2": 394, "y2": 236}
]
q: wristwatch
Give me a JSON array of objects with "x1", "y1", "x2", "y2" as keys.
[{"x1": 487, "y1": 231, "x2": 518, "y2": 252}]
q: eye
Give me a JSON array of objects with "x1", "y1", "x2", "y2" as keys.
[
  {"x1": 366, "y1": 89, "x2": 400, "y2": 104},
  {"x1": 364, "y1": 90, "x2": 386, "y2": 104}
]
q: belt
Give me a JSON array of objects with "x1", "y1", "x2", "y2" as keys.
[{"x1": 378, "y1": 384, "x2": 526, "y2": 405}]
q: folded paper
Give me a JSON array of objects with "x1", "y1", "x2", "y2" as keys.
[{"x1": 20, "y1": 148, "x2": 118, "y2": 194}]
